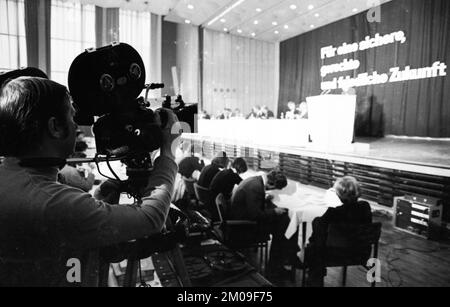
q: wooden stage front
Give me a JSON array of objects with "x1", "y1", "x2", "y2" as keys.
[{"x1": 181, "y1": 133, "x2": 450, "y2": 222}]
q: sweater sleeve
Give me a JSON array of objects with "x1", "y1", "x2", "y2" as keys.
[{"x1": 45, "y1": 156, "x2": 178, "y2": 250}]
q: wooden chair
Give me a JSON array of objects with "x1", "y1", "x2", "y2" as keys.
[
  {"x1": 214, "y1": 193, "x2": 270, "y2": 274},
  {"x1": 294, "y1": 222, "x2": 382, "y2": 287}
]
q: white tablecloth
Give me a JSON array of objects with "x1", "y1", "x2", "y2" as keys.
[{"x1": 268, "y1": 185, "x2": 342, "y2": 259}]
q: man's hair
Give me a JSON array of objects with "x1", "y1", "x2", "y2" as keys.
[
  {"x1": 334, "y1": 176, "x2": 361, "y2": 204},
  {"x1": 267, "y1": 170, "x2": 287, "y2": 189},
  {"x1": 211, "y1": 151, "x2": 228, "y2": 168},
  {"x1": 0, "y1": 77, "x2": 70, "y2": 156},
  {"x1": 231, "y1": 157, "x2": 248, "y2": 174}
]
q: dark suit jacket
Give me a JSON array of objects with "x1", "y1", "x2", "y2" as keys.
[
  {"x1": 209, "y1": 169, "x2": 242, "y2": 199},
  {"x1": 197, "y1": 164, "x2": 220, "y2": 188},
  {"x1": 178, "y1": 156, "x2": 204, "y2": 178},
  {"x1": 309, "y1": 200, "x2": 372, "y2": 246},
  {"x1": 230, "y1": 176, "x2": 275, "y2": 222}
]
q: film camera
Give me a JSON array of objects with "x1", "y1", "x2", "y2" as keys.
[{"x1": 68, "y1": 42, "x2": 197, "y2": 170}]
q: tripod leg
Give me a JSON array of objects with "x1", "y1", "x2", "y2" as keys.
[
  {"x1": 167, "y1": 244, "x2": 192, "y2": 287},
  {"x1": 124, "y1": 259, "x2": 139, "y2": 287}
]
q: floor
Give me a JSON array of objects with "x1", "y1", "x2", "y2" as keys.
[{"x1": 241, "y1": 201, "x2": 450, "y2": 287}]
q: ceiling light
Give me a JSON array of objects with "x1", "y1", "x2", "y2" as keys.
[
  {"x1": 352, "y1": 8, "x2": 358, "y2": 12},
  {"x1": 187, "y1": 4, "x2": 194, "y2": 10},
  {"x1": 185, "y1": 19, "x2": 191, "y2": 24},
  {"x1": 251, "y1": 32, "x2": 256, "y2": 37},
  {"x1": 220, "y1": 18, "x2": 226, "y2": 23},
  {"x1": 284, "y1": 24, "x2": 289, "y2": 29},
  {"x1": 256, "y1": 8, "x2": 262, "y2": 12},
  {"x1": 274, "y1": 30, "x2": 279, "y2": 34},
  {"x1": 207, "y1": 0, "x2": 246, "y2": 26},
  {"x1": 315, "y1": 13, "x2": 319, "y2": 17},
  {"x1": 308, "y1": 4, "x2": 314, "y2": 10},
  {"x1": 254, "y1": 20, "x2": 259, "y2": 25},
  {"x1": 237, "y1": 29, "x2": 242, "y2": 33},
  {"x1": 310, "y1": 24, "x2": 315, "y2": 28},
  {"x1": 272, "y1": 21, "x2": 278, "y2": 26},
  {"x1": 224, "y1": 28, "x2": 228, "y2": 32},
  {"x1": 290, "y1": 4, "x2": 297, "y2": 10}
]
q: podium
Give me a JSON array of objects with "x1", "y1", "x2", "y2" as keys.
[{"x1": 306, "y1": 94, "x2": 356, "y2": 149}]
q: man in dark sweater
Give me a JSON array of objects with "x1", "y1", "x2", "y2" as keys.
[
  {"x1": 0, "y1": 77, "x2": 181, "y2": 286},
  {"x1": 210, "y1": 157, "x2": 247, "y2": 200},
  {"x1": 306, "y1": 176, "x2": 373, "y2": 286},
  {"x1": 230, "y1": 170, "x2": 298, "y2": 275},
  {"x1": 197, "y1": 152, "x2": 229, "y2": 188}
]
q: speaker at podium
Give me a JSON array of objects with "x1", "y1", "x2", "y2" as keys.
[{"x1": 306, "y1": 94, "x2": 356, "y2": 150}]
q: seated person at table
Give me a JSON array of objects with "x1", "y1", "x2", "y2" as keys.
[
  {"x1": 285, "y1": 101, "x2": 299, "y2": 119},
  {"x1": 210, "y1": 157, "x2": 247, "y2": 200},
  {"x1": 296, "y1": 101, "x2": 308, "y2": 119},
  {"x1": 230, "y1": 170, "x2": 298, "y2": 276},
  {"x1": 178, "y1": 145, "x2": 205, "y2": 181},
  {"x1": 58, "y1": 152, "x2": 95, "y2": 192},
  {"x1": 306, "y1": 176, "x2": 372, "y2": 286},
  {"x1": 260, "y1": 105, "x2": 275, "y2": 119},
  {"x1": 246, "y1": 105, "x2": 261, "y2": 119},
  {"x1": 197, "y1": 152, "x2": 229, "y2": 188}
]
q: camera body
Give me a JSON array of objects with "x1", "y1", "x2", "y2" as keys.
[{"x1": 68, "y1": 43, "x2": 197, "y2": 158}]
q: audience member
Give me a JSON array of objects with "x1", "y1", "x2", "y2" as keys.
[
  {"x1": 197, "y1": 152, "x2": 229, "y2": 188},
  {"x1": 58, "y1": 152, "x2": 95, "y2": 192},
  {"x1": 178, "y1": 145, "x2": 205, "y2": 181},
  {"x1": 230, "y1": 170, "x2": 298, "y2": 276},
  {"x1": 210, "y1": 157, "x2": 247, "y2": 200},
  {"x1": 305, "y1": 176, "x2": 372, "y2": 286}
]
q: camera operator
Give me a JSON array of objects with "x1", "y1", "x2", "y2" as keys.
[{"x1": 0, "y1": 77, "x2": 181, "y2": 286}]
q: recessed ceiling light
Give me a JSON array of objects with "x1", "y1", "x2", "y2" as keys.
[
  {"x1": 310, "y1": 24, "x2": 315, "y2": 28},
  {"x1": 254, "y1": 20, "x2": 259, "y2": 25},
  {"x1": 272, "y1": 21, "x2": 278, "y2": 26},
  {"x1": 187, "y1": 4, "x2": 194, "y2": 10},
  {"x1": 290, "y1": 4, "x2": 297, "y2": 10},
  {"x1": 251, "y1": 32, "x2": 256, "y2": 37},
  {"x1": 220, "y1": 18, "x2": 226, "y2": 23},
  {"x1": 308, "y1": 4, "x2": 314, "y2": 10},
  {"x1": 237, "y1": 29, "x2": 242, "y2": 33},
  {"x1": 284, "y1": 24, "x2": 289, "y2": 29},
  {"x1": 352, "y1": 8, "x2": 358, "y2": 12},
  {"x1": 224, "y1": 28, "x2": 228, "y2": 32},
  {"x1": 314, "y1": 13, "x2": 319, "y2": 17},
  {"x1": 185, "y1": 19, "x2": 191, "y2": 24},
  {"x1": 256, "y1": 8, "x2": 262, "y2": 12},
  {"x1": 274, "y1": 30, "x2": 279, "y2": 34}
]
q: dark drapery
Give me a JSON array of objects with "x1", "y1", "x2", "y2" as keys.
[{"x1": 278, "y1": 0, "x2": 450, "y2": 137}]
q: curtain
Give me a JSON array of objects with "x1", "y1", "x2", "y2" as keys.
[
  {"x1": 278, "y1": 0, "x2": 450, "y2": 138},
  {"x1": 95, "y1": 6, "x2": 119, "y2": 48},
  {"x1": 50, "y1": 0, "x2": 95, "y2": 86},
  {"x1": 0, "y1": 0, "x2": 27, "y2": 72}
]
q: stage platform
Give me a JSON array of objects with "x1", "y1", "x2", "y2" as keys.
[{"x1": 181, "y1": 133, "x2": 450, "y2": 220}]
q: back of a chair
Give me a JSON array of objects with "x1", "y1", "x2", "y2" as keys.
[
  {"x1": 322, "y1": 222, "x2": 382, "y2": 267},
  {"x1": 215, "y1": 193, "x2": 226, "y2": 223},
  {"x1": 194, "y1": 183, "x2": 213, "y2": 204},
  {"x1": 326, "y1": 222, "x2": 382, "y2": 249}
]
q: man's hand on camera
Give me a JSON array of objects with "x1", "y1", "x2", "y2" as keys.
[{"x1": 156, "y1": 108, "x2": 181, "y2": 160}]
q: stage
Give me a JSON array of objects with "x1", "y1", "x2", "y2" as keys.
[{"x1": 182, "y1": 131, "x2": 450, "y2": 220}]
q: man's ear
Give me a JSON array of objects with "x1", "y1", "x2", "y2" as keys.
[{"x1": 47, "y1": 117, "x2": 64, "y2": 139}]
